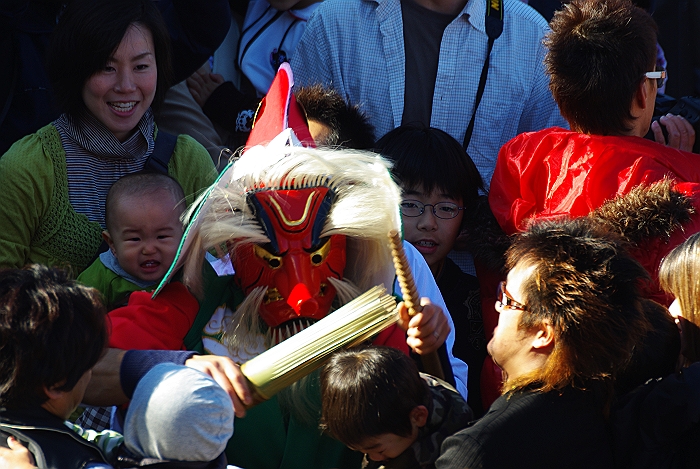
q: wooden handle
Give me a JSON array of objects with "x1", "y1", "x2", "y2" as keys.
[
  {"x1": 389, "y1": 230, "x2": 422, "y2": 316},
  {"x1": 388, "y1": 230, "x2": 445, "y2": 380}
]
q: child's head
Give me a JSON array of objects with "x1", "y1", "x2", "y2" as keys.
[
  {"x1": 320, "y1": 346, "x2": 429, "y2": 462},
  {"x1": 103, "y1": 172, "x2": 186, "y2": 283},
  {"x1": 0, "y1": 265, "x2": 107, "y2": 417},
  {"x1": 376, "y1": 124, "x2": 484, "y2": 275},
  {"x1": 124, "y1": 363, "x2": 234, "y2": 462},
  {"x1": 296, "y1": 84, "x2": 376, "y2": 149}
]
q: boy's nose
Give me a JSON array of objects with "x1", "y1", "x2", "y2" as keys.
[{"x1": 416, "y1": 210, "x2": 438, "y2": 231}]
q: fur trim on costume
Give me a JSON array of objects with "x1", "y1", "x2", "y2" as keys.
[
  {"x1": 471, "y1": 180, "x2": 695, "y2": 276},
  {"x1": 589, "y1": 179, "x2": 695, "y2": 245}
]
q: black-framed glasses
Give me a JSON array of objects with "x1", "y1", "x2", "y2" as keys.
[
  {"x1": 496, "y1": 281, "x2": 527, "y2": 311},
  {"x1": 400, "y1": 200, "x2": 466, "y2": 219},
  {"x1": 644, "y1": 68, "x2": 667, "y2": 88}
]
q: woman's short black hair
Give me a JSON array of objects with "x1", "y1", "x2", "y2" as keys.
[
  {"x1": 376, "y1": 124, "x2": 485, "y2": 212},
  {"x1": 47, "y1": 0, "x2": 173, "y2": 116},
  {"x1": 0, "y1": 265, "x2": 108, "y2": 410}
]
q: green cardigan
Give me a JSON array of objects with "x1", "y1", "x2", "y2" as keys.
[
  {"x1": 0, "y1": 124, "x2": 217, "y2": 274},
  {"x1": 77, "y1": 256, "x2": 154, "y2": 309}
]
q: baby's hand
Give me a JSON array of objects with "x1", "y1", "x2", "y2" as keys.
[{"x1": 187, "y1": 63, "x2": 225, "y2": 108}]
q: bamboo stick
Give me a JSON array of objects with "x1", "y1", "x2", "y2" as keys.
[{"x1": 240, "y1": 285, "x2": 399, "y2": 405}]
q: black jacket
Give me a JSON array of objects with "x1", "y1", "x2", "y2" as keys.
[
  {"x1": 612, "y1": 362, "x2": 700, "y2": 469},
  {"x1": 0, "y1": 406, "x2": 230, "y2": 469},
  {"x1": 436, "y1": 388, "x2": 615, "y2": 469},
  {"x1": 0, "y1": 406, "x2": 110, "y2": 469}
]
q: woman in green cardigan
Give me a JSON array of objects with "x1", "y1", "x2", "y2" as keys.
[{"x1": 0, "y1": 0, "x2": 217, "y2": 275}]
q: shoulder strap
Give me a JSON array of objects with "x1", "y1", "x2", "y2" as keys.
[
  {"x1": 145, "y1": 131, "x2": 178, "y2": 174},
  {"x1": 87, "y1": 131, "x2": 178, "y2": 264},
  {"x1": 0, "y1": 35, "x2": 18, "y2": 130},
  {"x1": 463, "y1": 0, "x2": 504, "y2": 150}
]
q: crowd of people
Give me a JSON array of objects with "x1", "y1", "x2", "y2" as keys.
[{"x1": 1, "y1": 0, "x2": 699, "y2": 468}]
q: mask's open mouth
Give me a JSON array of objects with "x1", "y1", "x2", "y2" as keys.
[{"x1": 270, "y1": 317, "x2": 318, "y2": 345}]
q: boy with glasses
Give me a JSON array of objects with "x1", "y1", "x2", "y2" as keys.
[{"x1": 376, "y1": 124, "x2": 488, "y2": 417}]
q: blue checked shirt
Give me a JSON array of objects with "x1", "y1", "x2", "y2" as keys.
[{"x1": 291, "y1": 0, "x2": 567, "y2": 188}]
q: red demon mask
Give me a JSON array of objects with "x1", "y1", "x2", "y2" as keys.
[{"x1": 231, "y1": 187, "x2": 346, "y2": 340}]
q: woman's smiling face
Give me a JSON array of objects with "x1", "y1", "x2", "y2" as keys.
[{"x1": 82, "y1": 23, "x2": 157, "y2": 142}]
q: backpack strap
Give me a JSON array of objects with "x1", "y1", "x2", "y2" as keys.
[
  {"x1": 145, "y1": 131, "x2": 178, "y2": 174},
  {"x1": 0, "y1": 34, "x2": 18, "y2": 130},
  {"x1": 463, "y1": 0, "x2": 504, "y2": 150}
]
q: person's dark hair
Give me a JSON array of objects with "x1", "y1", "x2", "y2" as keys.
[
  {"x1": 614, "y1": 299, "x2": 680, "y2": 396},
  {"x1": 47, "y1": 0, "x2": 173, "y2": 116},
  {"x1": 376, "y1": 124, "x2": 485, "y2": 225},
  {"x1": 296, "y1": 84, "x2": 376, "y2": 149},
  {"x1": 505, "y1": 218, "x2": 650, "y2": 396},
  {"x1": 105, "y1": 171, "x2": 186, "y2": 233},
  {"x1": 319, "y1": 346, "x2": 428, "y2": 447},
  {"x1": 545, "y1": 0, "x2": 658, "y2": 135},
  {"x1": 0, "y1": 265, "x2": 108, "y2": 410}
]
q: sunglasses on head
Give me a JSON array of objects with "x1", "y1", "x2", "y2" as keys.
[{"x1": 496, "y1": 281, "x2": 526, "y2": 311}]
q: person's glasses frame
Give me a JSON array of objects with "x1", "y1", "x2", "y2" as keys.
[
  {"x1": 399, "y1": 199, "x2": 466, "y2": 220},
  {"x1": 496, "y1": 281, "x2": 527, "y2": 311},
  {"x1": 645, "y1": 69, "x2": 667, "y2": 88}
]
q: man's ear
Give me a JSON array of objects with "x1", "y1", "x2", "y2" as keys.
[
  {"x1": 631, "y1": 79, "x2": 651, "y2": 117},
  {"x1": 531, "y1": 319, "x2": 554, "y2": 350},
  {"x1": 43, "y1": 385, "x2": 64, "y2": 401},
  {"x1": 102, "y1": 230, "x2": 116, "y2": 255},
  {"x1": 410, "y1": 405, "x2": 429, "y2": 428}
]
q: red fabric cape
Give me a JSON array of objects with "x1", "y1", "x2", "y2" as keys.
[
  {"x1": 489, "y1": 127, "x2": 700, "y2": 304},
  {"x1": 108, "y1": 281, "x2": 199, "y2": 350}
]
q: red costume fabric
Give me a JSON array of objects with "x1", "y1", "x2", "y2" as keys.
[
  {"x1": 489, "y1": 127, "x2": 700, "y2": 304},
  {"x1": 372, "y1": 324, "x2": 410, "y2": 355},
  {"x1": 108, "y1": 281, "x2": 199, "y2": 350},
  {"x1": 475, "y1": 127, "x2": 700, "y2": 409}
]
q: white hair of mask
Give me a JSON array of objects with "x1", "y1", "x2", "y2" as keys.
[{"x1": 183, "y1": 138, "x2": 402, "y2": 298}]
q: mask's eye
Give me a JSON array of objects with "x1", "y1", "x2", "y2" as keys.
[
  {"x1": 309, "y1": 238, "x2": 332, "y2": 266},
  {"x1": 254, "y1": 245, "x2": 283, "y2": 269}
]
